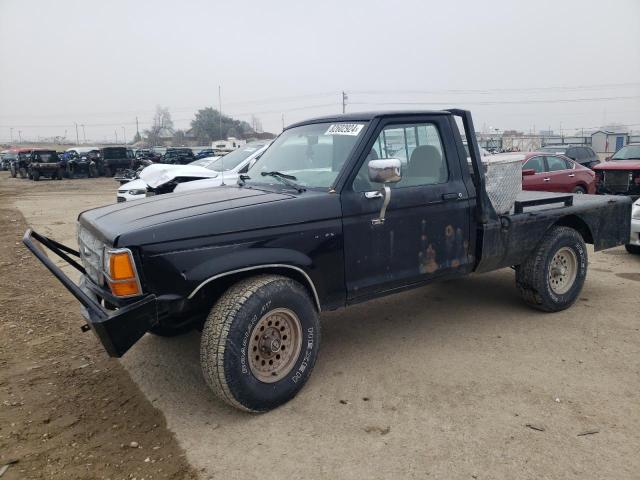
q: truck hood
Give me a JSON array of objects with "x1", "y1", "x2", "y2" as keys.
[
  {"x1": 79, "y1": 186, "x2": 338, "y2": 246},
  {"x1": 593, "y1": 160, "x2": 640, "y2": 170},
  {"x1": 139, "y1": 163, "x2": 219, "y2": 188}
]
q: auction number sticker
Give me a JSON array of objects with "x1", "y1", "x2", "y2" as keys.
[{"x1": 325, "y1": 123, "x2": 364, "y2": 136}]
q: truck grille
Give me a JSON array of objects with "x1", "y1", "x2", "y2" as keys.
[
  {"x1": 603, "y1": 171, "x2": 631, "y2": 192},
  {"x1": 77, "y1": 224, "x2": 105, "y2": 286}
]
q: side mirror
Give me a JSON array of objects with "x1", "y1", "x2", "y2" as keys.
[
  {"x1": 368, "y1": 158, "x2": 402, "y2": 184},
  {"x1": 366, "y1": 158, "x2": 402, "y2": 226},
  {"x1": 522, "y1": 168, "x2": 536, "y2": 176}
]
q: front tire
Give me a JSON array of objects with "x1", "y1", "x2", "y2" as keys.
[
  {"x1": 200, "y1": 274, "x2": 320, "y2": 412},
  {"x1": 626, "y1": 244, "x2": 640, "y2": 255},
  {"x1": 516, "y1": 226, "x2": 587, "y2": 312}
]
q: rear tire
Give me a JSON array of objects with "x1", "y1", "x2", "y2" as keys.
[
  {"x1": 626, "y1": 244, "x2": 640, "y2": 255},
  {"x1": 10, "y1": 164, "x2": 17, "y2": 178},
  {"x1": 32, "y1": 170, "x2": 40, "y2": 181},
  {"x1": 19, "y1": 167, "x2": 27, "y2": 179},
  {"x1": 516, "y1": 226, "x2": 587, "y2": 312},
  {"x1": 200, "y1": 274, "x2": 320, "y2": 412},
  {"x1": 572, "y1": 186, "x2": 586, "y2": 194}
]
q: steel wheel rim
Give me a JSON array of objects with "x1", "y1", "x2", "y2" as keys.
[
  {"x1": 248, "y1": 308, "x2": 302, "y2": 383},
  {"x1": 548, "y1": 246, "x2": 578, "y2": 295}
]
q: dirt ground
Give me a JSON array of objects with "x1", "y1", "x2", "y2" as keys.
[
  {"x1": 2, "y1": 172, "x2": 640, "y2": 479},
  {"x1": 0, "y1": 175, "x2": 198, "y2": 479}
]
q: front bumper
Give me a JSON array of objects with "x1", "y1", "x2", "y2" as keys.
[
  {"x1": 630, "y1": 217, "x2": 640, "y2": 247},
  {"x1": 22, "y1": 229, "x2": 157, "y2": 357}
]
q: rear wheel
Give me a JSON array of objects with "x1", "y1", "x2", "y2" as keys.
[
  {"x1": 572, "y1": 186, "x2": 586, "y2": 194},
  {"x1": 200, "y1": 274, "x2": 320, "y2": 412},
  {"x1": 516, "y1": 226, "x2": 587, "y2": 312},
  {"x1": 626, "y1": 244, "x2": 640, "y2": 255},
  {"x1": 10, "y1": 163, "x2": 17, "y2": 178},
  {"x1": 32, "y1": 170, "x2": 40, "y2": 181},
  {"x1": 19, "y1": 167, "x2": 27, "y2": 179}
]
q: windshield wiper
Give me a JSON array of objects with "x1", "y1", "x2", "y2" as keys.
[{"x1": 261, "y1": 171, "x2": 306, "y2": 192}]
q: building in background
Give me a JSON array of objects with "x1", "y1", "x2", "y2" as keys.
[{"x1": 591, "y1": 130, "x2": 628, "y2": 155}]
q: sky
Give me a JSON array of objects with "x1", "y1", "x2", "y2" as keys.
[{"x1": 0, "y1": 0, "x2": 639, "y2": 144}]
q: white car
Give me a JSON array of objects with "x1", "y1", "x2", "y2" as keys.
[
  {"x1": 116, "y1": 141, "x2": 270, "y2": 202},
  {"x1": 627, "y1": 198, "x2": 640, "y2": 254}
]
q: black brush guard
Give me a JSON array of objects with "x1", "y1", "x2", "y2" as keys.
[{"x1": 22, "y1": 229, "x2": 157, "y2": 357}]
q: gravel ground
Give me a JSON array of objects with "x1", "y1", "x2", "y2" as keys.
[{"x1": 4, "y1": 172, "x2": 640, "y2": 479}]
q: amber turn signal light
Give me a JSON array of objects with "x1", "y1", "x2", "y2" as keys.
[{"x1": 104, "y1": 249, "x2": 141, "y2": 297}]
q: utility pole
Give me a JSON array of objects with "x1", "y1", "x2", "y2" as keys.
[
  {"x1": 135, "y1": 116, "x2": 140, "y2": 140},
  {"x1": 81, "y1": 124, "x2": 86, "y2": 143},
  {"x1": 218, "y1": 85, "x2": 223, "y2": 140},
  {"x1": 114, "y1": 130, "x2": 118, "y2": 144},
  {"x1": 281, "y1": 113, "x2": 285, "y2": 132},
  {"x1": 342, "y1": 91, "x2": 348, "y2": 114},
  {"x1": 122, "y1": 126, "x2": 126, "y2": 145},
  {"x1": 18, "y1": 130, "x2": 22, "y2": 143},
  {"x1": 75, "y1": 123, "x2": 79, "y2": 145}
]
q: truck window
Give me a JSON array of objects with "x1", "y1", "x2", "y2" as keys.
[
  {"x1": 523, "y1": 156, "x2": 545, "y2": 173},
  {"x1": 355, "y1": 122, "x2": 448, "y2": 191}
]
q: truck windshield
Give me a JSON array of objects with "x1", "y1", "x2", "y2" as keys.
[
  {"x1": 611, "y1": 145, "x2": 640, "y2": 160},
  {"x1": 245, "y1": 122, "x2": 367, "y2": 189}
]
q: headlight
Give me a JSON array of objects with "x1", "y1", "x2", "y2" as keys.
[
  {"x1": 103, "y1": 248, "x2": 142, "y2": 297},
  {"x1": 128, "y1": 188, "x2": 147, "y2": 195},
  {"x1": 632, "y1": 202, "x2": 640, "y2": 220}
]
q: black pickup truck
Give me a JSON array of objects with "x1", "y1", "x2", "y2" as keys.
[{"x1": 24, "y1": 109, "x2": 631, "y2": 412}]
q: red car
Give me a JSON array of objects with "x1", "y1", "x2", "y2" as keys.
[
  {"x1": 521, "y1": 152, "x2": 596, "y2": 194},
  {"x1": 593, "y1": 143, "x2": 640, "y2": 196}
]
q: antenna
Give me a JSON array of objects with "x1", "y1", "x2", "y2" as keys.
[{"x1": 219, "y1": 85, "x2": 224, "y2": 185}]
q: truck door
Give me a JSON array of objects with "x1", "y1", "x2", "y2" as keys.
[{"x1": 341, "y1": 116, "x2": 472, "y2": 301}]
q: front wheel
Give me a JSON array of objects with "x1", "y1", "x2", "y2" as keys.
[
  {"x1": 516, "y1": 226, "x2": 587, "y2": 312},
  {"x1": 200, "y1": 274, "x2": 320, "y2": 412},
  {"x1": 626, "y1": 244, "x2": 640, "y2": 255}
]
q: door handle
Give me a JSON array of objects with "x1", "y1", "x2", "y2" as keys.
[
  {"x1": 364, "y1": 191, "x2": 383, "y2": 199},
  {"x1": 543, "y1": 178, "x2": 551, "y2": 182},
  {"x1": 568, "y1": 174, "x2": 575, "y2": 177},
  {"x1": 442, "y1": 192, "x2": 463, "y2": 201}
]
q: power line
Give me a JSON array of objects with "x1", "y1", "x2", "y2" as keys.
[{"x1": 349, "y1": 95, "x2": 640, "y2": 107}]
